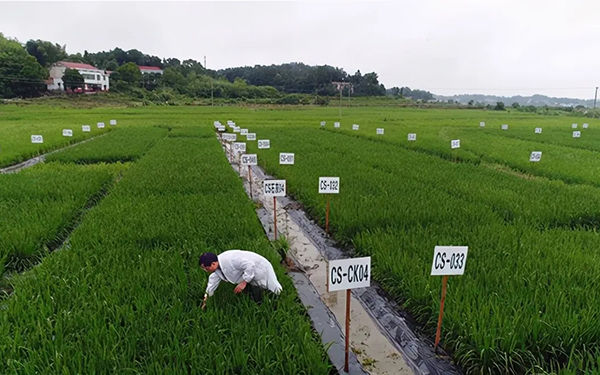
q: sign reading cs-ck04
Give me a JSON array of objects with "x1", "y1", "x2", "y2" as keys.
[{"x1": 328, "y1": 257, "x2": 371, "y2": 292}]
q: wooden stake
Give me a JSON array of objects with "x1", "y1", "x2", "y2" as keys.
[
  {"x1": 434, "y1": 275, "x2": 449, "y2": 351},
  {"x1": 248, "y1": 166, "x2": 253, "y2": 199},
  {"x1": 325, "y1": 196, "x2": 330, "y2": 233},
  {"x1": 273, "y1": 197, "x2": 277, "y2": 240},
  {"x1": 344, "y1": 289, "x2": 351, "y2": 372}
]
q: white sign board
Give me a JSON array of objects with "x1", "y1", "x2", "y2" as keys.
[
  {"x1": 529, "y1": 151, "x2": 542, "y2": 162},
  {"x1": 279, "y1": 153, "x2": 295, "y2": 165},
  {"x1": 501, "y1": 124, "x2": 508, "y2": 130},
  {"x1": 319, "y1": 177, "x2": 340, "y2": 194},
  {"x1": 263, "y1": 179, "x2": 286, "y2": 197},
  {"x1": 451, "y1": 139, "x2": 461, "y2": 149},
  {"x1": 246, "y1": 133, "x2": 256, "y2": 141},
  {"x1": 227, "y1": 120, "x2": 234, "y2": 126},
  {"x1": 110, "y1": 119, "x2": 117, "y2": 126},
  {"x1": 535, "y1": 127, "x2": 542, "y2": 134},
  {"x1": 222, "y1": 133, "x2": 237, "y2": 142},
  {"x1": 572, "y1": 123, "x2": 578, "y2": 129},
  {"x1": 241, "y1": 154, "x2": 257, "y2": 166},
  {"x1": 217, "y1": 126, "x2": 226, "y2": 132},
  {"x1": 352, "y1": 124, "x2": 359, "y2": 131},
  {"x1": 328, "y1": 257, "x2": 371, "y2": 292},
  {"x1": 258, "y1": 139, "x2": 270, "y2": 149},
  {"x1": 97, "y1": 122, "x2": 105, "y2": 129},
  {"x1": 62, "y1": 129, "x2": 73, "y2": 137},
  {"x1": 82, "y1": 125, "x2": 91, "y2": 132},
  {"x1": 233, "y1": 127, "x2": 241, "y2": 133},
  {"x1": 407, "y1": 133, "x2": 417, "y2": 141},
  {"x1": 31, "y1": 135, "x2": 43, "y2": 144},
  {"x1": 214, "y1": 121, "x2": 221, "y2": 127},
  {"x1": 583, "y1": 123, "x2": 589, "y2": 129},
  {"x1": 376, "y1": 128, "x2": 384, "y2": 135},
  {"x1": 240, "y1": 129, "x2": 248, "y2": 135},
  {"x1": 479, "y1": 121, "x2": 485, "y2": 128},
  {"x1": 320, "y1": 121, "x2": 326, "y2": 127},
  {"x1": 334, "y1": 122, "x2": 340, "y2": 128},
  {"x1": 431, "y1": 246, "x2": 468, "y2": 276},
  {"x1": 233, "y1": 142, "x2": 246, "y2": 153},
  {"x1": 573, "y1": 131, "x2": 581, "y2": 138}
]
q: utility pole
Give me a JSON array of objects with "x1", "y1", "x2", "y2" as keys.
[
  {"x1": 332, "y1": 81, "x2": 353, "y2": 120},
  {"x1": 204, "y1": 55, "x2": 214, "y2": 106},
  {"x1": 594, "y1": 86, "x2": 598, "y2": 109}
]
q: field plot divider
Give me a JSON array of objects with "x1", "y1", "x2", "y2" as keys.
[
  {"x1": 1, "y1": 132, "x2": 110, "y2": 174},
  {"x1": 221, "y1": 143, "x2": 460, "y2": 375}
]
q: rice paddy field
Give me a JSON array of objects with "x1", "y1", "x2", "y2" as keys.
[{"x1": 1, "y1": 103, "x2": 599, "y2": 374}]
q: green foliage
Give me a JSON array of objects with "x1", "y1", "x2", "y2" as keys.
[
  {"x1": 0, "y1": 163, "x2": 122, "y2": 274},
  {"x1": 24, "y1": 39, "x2": 67, "y2": 67},
  {"x1": 114, "y1": 62, "x2": 142, "y2": 87},
  {"x1": 0, "y1": 33, "x2": 48, "y2": 98},
  {"x1": 0, "y1": 134, "x2": 330, "y2": 373},
  {"x1": 62, "y1": 68, "x2": 84, "y2": 90},
  {"x1": 495, "y1": 101, "x2": 506, "y2": 110}
]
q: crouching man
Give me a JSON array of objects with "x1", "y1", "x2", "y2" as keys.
[{"x1": 200, "y1": 249, "x2": 283, "y2": 309}]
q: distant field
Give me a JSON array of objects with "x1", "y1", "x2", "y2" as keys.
[{"x1": 1, "y1": 103, "x2": 599, "y2": 374}]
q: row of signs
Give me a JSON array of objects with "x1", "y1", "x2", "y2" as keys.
[
  {"x1": 30, "y1": 121, "x2": 116, "y2": 144},
  {"x1": 481, "y1": 121, "x2": 590, "y2": 130},
  {"x1": 263, "y1": 177, "x2": 340, "y2": 197},
  {"x1": 328, "y1": 245, "x2": 469, "y2": 292}
]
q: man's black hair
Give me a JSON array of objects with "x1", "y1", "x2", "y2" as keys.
[{"x1": 199, "y1": 252, "x2": 218, "y2": 267}]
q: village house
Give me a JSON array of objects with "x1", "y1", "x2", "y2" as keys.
[{"x1": 47, "y1": 61, "x2": 110, "y2": 92}]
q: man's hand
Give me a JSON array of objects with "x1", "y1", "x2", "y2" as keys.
[
  {"x1": 234, "y1": 281, "x2": 247, "y2": 294},
  {"x1": 201, "y1": 294, "x2": 208, "y2": 310}
]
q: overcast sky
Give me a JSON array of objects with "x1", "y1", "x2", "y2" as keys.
[{"x1": 1, "y1": 0, "x2": 599, "y2": 99}]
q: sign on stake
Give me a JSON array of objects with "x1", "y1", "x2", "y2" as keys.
[
  {"x1": 82, "y1": 125, "x2": 91, "y2": 132},
  {"x1": 451, "y1": 139, "x2": 460, "y2": 149},
  {"x1": 241, "y1": 154, "x2": 257, "y2": 199},
  {"x1": 376, "y1": 128, "x2": 384, "y2": 135},
  {"x1": 572, "y1": 123, "x2": 578, "y2": 129},
  {"x1": 529, "y1": 151, "x2": 542, "y2": 162},
  {"x1": 407, "y1": 133, "x2": 417, "y2": 141},
  {"x1": 319, "y1": 177, "x2": 340, "y2": 233},
  {"x1": 240, "y1": 129, "x2": 248, "y2": 135},
  {"x1": 583, "y1": 123, "x2": 589, "y2": 129},
  {"x1": 279, "y1": 153, "x2": 294, "y2": 165},
  {"x1": 31, "y1": 135, "x2": 43, "y2": 144},
  {"x1": 97, "y1": 122, "x2": 105, "y2": 129},
  {"x1": 320, "y1": 121, "x2": 326, "y2": 127},
  {"x1": 328, "y1": 256, "x2": 371, "y2": 372},
  {"x1": 535, "y1": 127, "x2": 542, "y2": 134},
  {"x1": 479, "y1": 121, "x2": 485, "y2": 128},
  {"x1": 258, "y1": 139, "x2": 270, "y2": 149},
  {"x1": 263, "y1": 180, "x2": 286, "y2": 240},
  {"x1": 501, "y1": 124, "x2": 508, "y2": 130},
  {"x1": 110, "y1": 119, "x2": 117, "y2": 126},
  {"x1": 573, "y1": 131, "x2": 581, "y2": 138},
  {"x1": 431, "y1": 246, "x2": 468, "y2": 351},
  {"x1": 352, "y1": 124, "x2": 359, "y2": 130},
  {"x1": 334, "y1": 122, "x2": 340, "y2": 128},
  {"x1": 246, "y1": 133, "x2": 256, "y2": 141},
  {"x1": 62, "y1": 129, "x2": 73, "y2": 137}
]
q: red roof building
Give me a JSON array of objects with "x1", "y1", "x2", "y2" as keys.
[{"x1": 138, "y1": 65, "x2": 164, "y2": 74}]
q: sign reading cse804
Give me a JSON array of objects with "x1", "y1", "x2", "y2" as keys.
[
  {"x1": 328, "y1": 257, "x2": 371, "y2": 292},
  {"x1": 263, "y1": 180, "x2": 286, "y2": 197},
  {"x1": 319, "y1": 177, "x2": 340, "y2": 194},
  {"x1": 431, "y1": 246, "x2": 468, "y2": 276}
]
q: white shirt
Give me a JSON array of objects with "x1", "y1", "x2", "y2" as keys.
[{"x1": 205, "y1": 250, "x2": 283, "y2": 296}]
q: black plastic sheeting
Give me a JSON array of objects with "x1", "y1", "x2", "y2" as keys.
[{"x1": 248, "y1": 162, "x2": 462, "y2": 375}]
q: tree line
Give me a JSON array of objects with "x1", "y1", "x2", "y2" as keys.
[{"x1": 0, "y1": 34, "x2": 434, "y2": 102}]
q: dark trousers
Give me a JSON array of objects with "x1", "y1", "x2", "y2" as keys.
[{"x1": 243, "y1": 283, "x2": 263, "y2": 303}]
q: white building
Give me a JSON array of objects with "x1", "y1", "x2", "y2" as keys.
[
  {"x1": 47, "y1": 61, "x2": 110, "y2": 92},
  {"x1": 139, "y1": 65, "x2": 163, "y2": 74}
]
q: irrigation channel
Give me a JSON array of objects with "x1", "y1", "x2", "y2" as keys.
[
  {"x1": 0, "y1": 133, "x2": 108, "y2": 174},
  {"x1": 220, "y1": 138, "x2": 461, "y2": 375}
]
